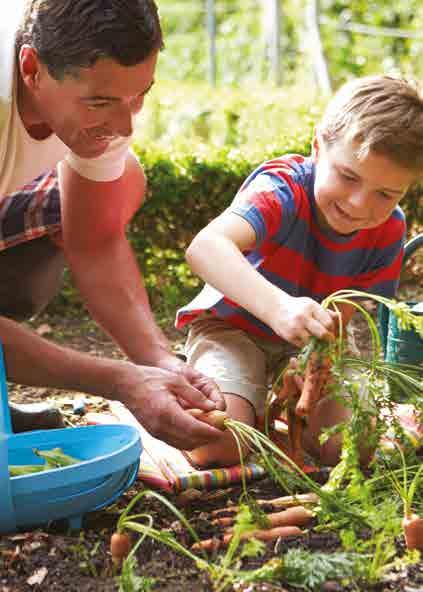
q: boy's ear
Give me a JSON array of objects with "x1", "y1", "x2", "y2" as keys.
[{"x1": 311, "y1": 127, "x2": 321, "y2": 162}]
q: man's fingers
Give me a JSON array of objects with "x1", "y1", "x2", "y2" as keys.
[
  {"x1": 155, "y1": 402, "x2": 224, "y2": 449},
  {"x1": 179, "y1": 367, "x2": 226, "y2": 410},
  {"x1": 173, "y1": 378, "x2": 217, "y2": 411},
  {"x1": 192, "y1": 376, "x2": 226, "y2": 411}
]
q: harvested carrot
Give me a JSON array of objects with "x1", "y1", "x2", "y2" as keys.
[
  {"x1": 192, "y1": 525, "x2": 302, "y2": 552},
  {"x1": 402, "y1": 513, "x2": 423, "y2": 551},
  {"x1": 211, "y1": 493, "x2": 318, "y2": 516},
  {"x1": 267, "y1": 369, "x2": 300, "y2": 428},
  {"x1": 110, "y1": 532, "x2": 131, "y2": 565},
  {"x1": 295, "y1": 350, "x2": 331, "y2": 418},
  {"x1": 187, "y1": 409, "x2": 228, "y2": 430},
  {"x1": 277, "y1": 369, "x2": 300, "y2": 402},
  {"x1": 214, "y1": 506, "x2": 313, "y2": 529},
  {"x1": 287, "y1": 402, "x2": 304, "y2": 468}
]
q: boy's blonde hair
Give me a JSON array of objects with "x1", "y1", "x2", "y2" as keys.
[{"x1": 318, "y1": 75, "x2": 423, "y2": 173}]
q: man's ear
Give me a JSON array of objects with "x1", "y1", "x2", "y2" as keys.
[{"x1": 19, "y1": 45, "x2": 43, "y2": 91}]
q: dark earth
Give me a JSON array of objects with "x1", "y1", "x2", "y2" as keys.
[{"x1": 0, "y1": 251, "x2": 422, "y2": 592}]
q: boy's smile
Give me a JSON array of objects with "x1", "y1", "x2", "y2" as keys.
[{"x1": 312, "y1": 134, "x2": 416, "y2": 235}]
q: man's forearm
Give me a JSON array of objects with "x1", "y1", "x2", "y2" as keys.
[
  {"x1": 0, "y1": 316, "x2": 124, "y2": 396},
  {"x1": 66, "y1": 236, "x2": 172, "y2": 367}
]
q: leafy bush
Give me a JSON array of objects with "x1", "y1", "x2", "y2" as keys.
[
  {"x1": 52, "y1": 87, "x2": 422, "y2": 324},
  {"x1": 130, "y1": 144, "x2": 422, "y2": 318},
  {"x1": 155, "y1": 0, "x2": 423, "y2": 87},
  {"x1": 136, "y1": 80, "x2": 319, "y2": 157}
]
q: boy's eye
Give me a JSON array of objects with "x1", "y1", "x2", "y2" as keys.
[
  {"x1": 340, "y1": 171, "x2": 356, "y2": 182},
  {"x1": 87, "y1": 102, "x2": 111, "y2": 110}
]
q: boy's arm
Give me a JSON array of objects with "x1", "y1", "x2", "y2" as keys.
[{"x1": 186, "y1": 212, "x2": 336, "y2": 347}]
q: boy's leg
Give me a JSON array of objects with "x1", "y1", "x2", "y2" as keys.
[
  {"x1": 0, "y1": 170, "x2": 65, "y2": 430},
  {"x1": 302, "y1": 368, "x2": 375, "y2": 466},
  {"x1": 184, "y1": 317, "x2": 268, "y2": 468},
  {"x1": 187, "y1": 393, "x2": 255, "y2": 467}
]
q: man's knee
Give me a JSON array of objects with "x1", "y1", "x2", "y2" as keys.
[{"x1": 0, "y1": 236, "x2": 66, "y2": 320}]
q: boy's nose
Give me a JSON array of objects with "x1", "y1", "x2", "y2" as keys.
[
  {"x1": 347, "y1": 190, "x2": 368, "y2": 211},
  {"x1": 112, "y1": 105, "x2": 133, "y2": 138}
]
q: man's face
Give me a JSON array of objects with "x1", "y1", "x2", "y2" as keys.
[
  {"x1": 19, "y1": 48, "x2": 158, "y2": 158},
  {"x1": 312, "y1": 133, "x2": 416, "y2": 235}
]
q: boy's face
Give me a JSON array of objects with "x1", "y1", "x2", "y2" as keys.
[{"x1": 312, "y1": 133, "x2": 416, "y2": 235}]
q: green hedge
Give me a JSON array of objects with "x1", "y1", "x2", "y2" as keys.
[
  {"x1": 131, "y1": 143, "x2": 422, "y2": 320},
  {"x1": 53, "y1": 143, "x2": 422, "y2": 323}
]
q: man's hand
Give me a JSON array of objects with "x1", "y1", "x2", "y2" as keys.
[
  {"x1": 113, "y1": 362, "x2": 225, "y2": 450},
  {"x1": 268, "y1": 294, "x2": 338, "y2": 348},
  {"x1": 153, "y1": 351, "x2": 226, "y2": 411}
]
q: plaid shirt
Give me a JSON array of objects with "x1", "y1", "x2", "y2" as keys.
[{"x1": 0, "y1": 169, "x2": 61, "y2": 251}]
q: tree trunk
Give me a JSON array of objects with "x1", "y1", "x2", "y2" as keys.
[
  {"x1": 261, "y1": 0, "x2": 283, "y2": 86},
  {"x1": 306, "y1": 0, "x2": 332, "y2": 95}
]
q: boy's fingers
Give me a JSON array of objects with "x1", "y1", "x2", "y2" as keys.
[{"x1": 307, "y1": 317, "x2": 335, "y2": 341}]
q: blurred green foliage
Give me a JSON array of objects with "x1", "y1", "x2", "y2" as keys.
[
  {"x1": 319, "y1": 0, "x2": 423, "y2": 85},
  {"x1": 136, "y1": 80, "x2": 319, "y2": 158},
  {"x1": 53, "y1": 128, "x2": 422, "y2": 324},
  {"x1": 157, "y1": 0, "x2": 297, "y2": 85},
  {"x1": 156, "y1": 0, "x2": 423, "y2": 87}
]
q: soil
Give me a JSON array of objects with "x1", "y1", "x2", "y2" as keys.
[{"x1": 1, "y1": 262, "x2": 422, "y2": 592}]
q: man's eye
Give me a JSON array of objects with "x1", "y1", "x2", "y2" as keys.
[{"x1": 378, "y1": 191, "x2": 395, "y2": 200}]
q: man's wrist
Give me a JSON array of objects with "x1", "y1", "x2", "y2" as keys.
[{"x1": 133, "y1": 343, "x2": 181, "y2": 372}]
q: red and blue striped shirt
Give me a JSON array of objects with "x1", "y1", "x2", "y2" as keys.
[{"x1": 176, "y1": 155, "x2": 406, "y2": 341}]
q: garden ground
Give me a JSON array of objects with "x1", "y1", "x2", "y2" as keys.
[{"x1": 1, "y1": 260, "x2": 422, "y2": 592}]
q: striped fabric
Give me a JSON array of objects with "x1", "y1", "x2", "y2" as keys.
[
  {"x1": 104, "y1": 401, "x2": 266, "y2": 493},
  {"x1": 176, "y1": 154, "x2": 406, "y2": 340},
  {"x1": 0, "y1": 169, "x2": 60, "y2": 252},
  {"x1": 173, "y1": 463, "x2": 265, "y2": 492}
]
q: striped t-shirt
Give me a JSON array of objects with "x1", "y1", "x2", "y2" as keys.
[{"x1": 176, "y1": 154, "x2": 406, "y2": 341}]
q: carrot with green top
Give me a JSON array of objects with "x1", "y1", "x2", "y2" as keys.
[
  {"x1": 110, "y1": 531, "x2": 131, "y2": 566},
  {"x1": 214, "y1": 505, "x2": 313, "y2": 529},
  {"x1": 192, "y1": 525, "x2": 302, "y2": 553},
  {"x1": 295, "y1": 340, "x2": 331, "y2": 418},
  {"x1": 402, "y1": 513, "x2": 423, "y2": 551},
  {"x1": 187, "y1": 408, "x2": 228, "y2": 430}
]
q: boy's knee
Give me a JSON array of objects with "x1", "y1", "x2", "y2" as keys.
[{"x1": 302, "y1": 395, "x2": 375, "y2": 467}]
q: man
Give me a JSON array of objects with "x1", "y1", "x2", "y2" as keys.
[{"x1": 0, "y1": 0, "x2": 225, "y2": 450}]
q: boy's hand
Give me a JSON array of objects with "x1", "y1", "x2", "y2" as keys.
[{"x1": 270, "y1": 294, "x2": 337, "y2": 348}]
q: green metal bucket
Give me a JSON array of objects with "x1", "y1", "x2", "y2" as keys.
[
  {"x1": 378, "y1": 234, "x2": 423, "y2": 402},
  {"x1": 378, "y1": 233, "x2": 423, "y2": 365},
  {"x1": 385, "y1": 301, "x2": 423, "y2": 364},
  {"x1": 377, "y1": 234, "x2": 423, "y2": 401}
]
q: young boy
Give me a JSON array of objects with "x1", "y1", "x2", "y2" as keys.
[{"x1": 176, "y1": 75, "x2": 423, "y2": 467}]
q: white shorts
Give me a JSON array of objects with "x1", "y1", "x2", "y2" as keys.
[{"x1": 185, "y1": 315, "x2": 298, "y2": 417}]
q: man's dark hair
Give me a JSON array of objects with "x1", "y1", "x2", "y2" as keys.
[{"x1": 16, "y1": 0, "x2": 163, "y2": 80}]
